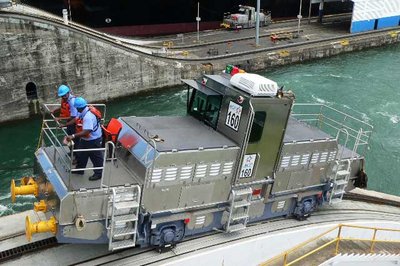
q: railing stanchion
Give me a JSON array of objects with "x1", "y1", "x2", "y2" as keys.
[
  {"x1": 283, "y1": 252, "x2": 288, "y2": 265},
  {"x1": 335, "y1": 224, "x2": 342, "y2": 255},
  {"x1": 370, "y1": 228, "x2": 378, "y2": 253}
]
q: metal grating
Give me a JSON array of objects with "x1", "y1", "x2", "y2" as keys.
[
  {"x1": 301, "y1": 154, "x2": 310, "y2": 165},
  {"x1": 195, "y1": 164, "x2": 208, "y2": 178},
  {"x1": 291, "y1": 155, "x2": 300, "y2": 166},
  {"x1": 164, "y1": 167, "x2": 178, "y2": 181},
  {"x1": 151, "y1": 169, "x2": 162, "y2": 183},
  {"x1": 311, "y1": 153, "x2": 320, "y2": 164},
  {"x1": 209, "y1": 163, "x2": 221, "y2": 176},
  {"x1": 179, "y1": 166, "x2": 193, "y2": 180},
  {"x1": 0, "y1": 237, "x2": 58, "y2": 263},
  {"x1": 281, "y1": 156, "x2": 291, "y2": 168},
  {"x1": 222, "y1": 162, "x2": 234, "y2": 175},
  {"x1": 195, "y1": 216, "x2": 206, "y2": 225},
  {"x1": 320, "y1": 152, "x2": 329, "y2": 163},
  {"x1": 328, "y1": 151, "x2": 337, "y2": 161}
]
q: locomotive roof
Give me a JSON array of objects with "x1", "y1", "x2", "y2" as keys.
[
  {"x1": 183, "y1": 74, "x2": 279, "y2": 98},
  {"x1": 121, "y1": 116, "x2": 238, "y2": 152},
  {"x1": 284, "y1": 117, "x2": 333, "y2": 142}
]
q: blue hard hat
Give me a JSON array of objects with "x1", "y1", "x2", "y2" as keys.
[
  {"x1": 74, "y1": 97, "x2": 87, "y2": 109},
  {"x1": 58, "y1": 85, "x2": 70, "y2": 97}
]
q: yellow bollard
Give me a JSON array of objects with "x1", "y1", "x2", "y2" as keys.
[
  {"x1": 25, "y1": 216, "x2": 57, "y2": 241},
  {"x1": 34, "y1": 200, "x2": 48, "y2": 212},
  {"x1": 11, "y1": 178, "x2": 39, "y2": 203}
]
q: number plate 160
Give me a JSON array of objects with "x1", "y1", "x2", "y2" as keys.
[{"x1": 225, "y1": 101, "x2": 242, "y2": 131}]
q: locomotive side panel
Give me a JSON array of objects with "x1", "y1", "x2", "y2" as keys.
[
  {"x1": 142, "y1": 147, "x2": 240, "y2": 212},
  {"x1": 272, "y1": 140, "x2": 338, "y2": 194},
  {"x1": 58, "y1": 189, "x2": 108, "y2": 225}
]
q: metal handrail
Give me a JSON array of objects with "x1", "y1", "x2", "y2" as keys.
[
  {"x1": 102, "y1": 141, "x2": 115, "y2": 188},
  {"x1": 259, "y1": 224, "x2": 400, "y2": 266},
  {"x1": 42, "y1": 103, "x2": 107, "y2": 123},
  {"x1": 292, "y1": 104, "x2": 373, "y2": 156},
  {"x1": 40, "y1": 103, "x2": 109, "y2": 191}
]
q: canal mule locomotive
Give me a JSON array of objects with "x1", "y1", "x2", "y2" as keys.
[{"x1": 10, "y1": 68, "x2": 373, "y2": 251}]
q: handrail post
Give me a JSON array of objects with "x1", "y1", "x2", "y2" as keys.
[
  {"x1": 318, "y1": 104, "x2": 323, "y2": 129},
  {"x1": 283, "y1": 252, "x2": 288, "y2": 265},
  {"x1": 68, "y1": 145, "x2": 74, "y2": 191},
  {"x1": 335, "y1": 224, "x2": 342, "y2": 255},
  {"x1": 370, "y1": 228, "x2": 378, "y2": 253}
]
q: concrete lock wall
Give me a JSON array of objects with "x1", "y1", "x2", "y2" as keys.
[
  {"x1": 1, "y1": 14, "x2": 400, "y2": 123},
  {"x1": 0, "y1": 16, "x2": 202, "y2": 123}
]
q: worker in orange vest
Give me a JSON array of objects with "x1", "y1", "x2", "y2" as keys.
[{"x1": 55, "y1": 84, "x2": 78, "y2": 136}]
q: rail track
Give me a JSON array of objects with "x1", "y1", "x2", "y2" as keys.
[{"x1": 2, "y1": 198, "x2": 400, "y2": 265}]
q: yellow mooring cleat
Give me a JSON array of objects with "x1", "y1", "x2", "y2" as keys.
[
  {"x1": 25, "y1": 215, "x2": 57, "y2": 241},
  {"x1": 10, "y1": 177, "x2": 39, "y2": 203},
  {"x1": 33, "y1": 200, "x2": 48, "y2": 212}
]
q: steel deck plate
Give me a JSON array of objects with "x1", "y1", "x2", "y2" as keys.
[
  {"x1": 121, "y1": 116, "x2": 238, "y2": 152},
  {"x1": 42, "y1": 147, "x2": 140, "y2": 190},
  {"x1": 284, "y1": 117, "x2": 333, "y2": 142}
]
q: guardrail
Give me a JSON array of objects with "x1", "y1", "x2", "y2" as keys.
[
  {"x1": 40, "y1": 103, "x2": 108, "y2": 191},
  {"x1": 260, "y1": 223, "x2": 400, "y2": 266},
  {"x1": 291, "y1": 104, "x2": 373, "y2": 157}
]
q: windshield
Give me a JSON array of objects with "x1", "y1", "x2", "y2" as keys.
[
  {"x1": 238, "y1": 8, "x2": 246, "y2": 14},
  {"x1": 188, "y1": 89, "x2": 222, "y2": 129}
]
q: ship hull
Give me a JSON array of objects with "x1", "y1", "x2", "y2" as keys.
[{"x1": 20, "y1": 0, "x2": 352, "y2": 36}]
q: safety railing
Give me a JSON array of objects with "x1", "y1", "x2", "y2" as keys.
[
  {"x1": 259, "y1": 224, "x2": 400, "y2": 266},
  {"x1": 39, "y1": 103, "x2": 108, "y2": 191},
  {"x1": 291, "y1": 104, "x2": 373, "y2": 157}
]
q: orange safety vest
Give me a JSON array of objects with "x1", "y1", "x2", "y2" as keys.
[
  {"x1": 75, "y1": 106, "x2": 102, "y2": 138},
  {"x1": 60, "y1": 98, "x2": 71, "y2": 118}
]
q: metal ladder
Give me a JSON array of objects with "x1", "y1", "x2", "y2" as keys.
[
  {"x1": 225, "y1": 187, "x2": 252, "y2": 233},
  {"x1": 329, "y1": 159, "x2": 351, "y2": 205},
  {"x1": 329, "y1": 126, "x2": 365, "y2": 205},
  {"x1": 106, "y1": 185, "x2": 141, "y2": 251}
]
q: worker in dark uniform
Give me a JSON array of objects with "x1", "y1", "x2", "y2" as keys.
[
  {"x1": 66, "y1": 97, "x2": 103, "y2": 181},
  {"x1": 55, "y1": 85, "x2": 78, "y2": 136}
]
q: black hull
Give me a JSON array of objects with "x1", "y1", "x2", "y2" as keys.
[{"x1": 20, "y1": 0, "x2": 352, "y2": 36}]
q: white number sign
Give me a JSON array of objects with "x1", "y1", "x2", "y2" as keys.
[
  {"x1": 240, "y1": 154, "x2": 257, "y2": 178},
  {"x1": 225, "y1": 101, "x2": 242, "y2": 131}
]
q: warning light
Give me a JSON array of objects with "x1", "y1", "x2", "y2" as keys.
[
  {"x1": 231, "y1": 66, "x2": 240, "y2": 76},
  {"x1": 225, "y1": 64, "x2": 234, "y2": 74}
]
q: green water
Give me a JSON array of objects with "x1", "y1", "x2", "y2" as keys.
[{"x1": 1, "y1": 44, "x2": 400, "y2": 215}]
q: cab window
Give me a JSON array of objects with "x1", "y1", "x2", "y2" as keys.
[
  {"x1": 188, "y1": 89, "x2": 222, "y2": 129},
  {"x1": 249, "y1": 111, "x2": 266, "y2": 143}
]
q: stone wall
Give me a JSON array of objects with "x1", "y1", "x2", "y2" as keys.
[{"x1": 0, "y1": 15, "x2": 201, "y2": 123}]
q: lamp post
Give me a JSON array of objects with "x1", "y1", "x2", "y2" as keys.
[
  {"x1": 256, "y1": 0, "x2": 260, "y2": 46},
  {"x1": 196, "y1": 2, "x2": 201, "y2": 42},
  {"x1": 297, "y1": 0, "x2": 303, "y2": 35},
  {"x1": 68, "y1": 0, "x2": 72, "y2": 21}
]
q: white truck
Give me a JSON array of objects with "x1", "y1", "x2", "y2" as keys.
[
  {"x1": 0, "y1": 0, "x2": 12, "y2": 8},
  {"x1": 221, "y1": 5, "x2": 271, "y2": 29}
]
